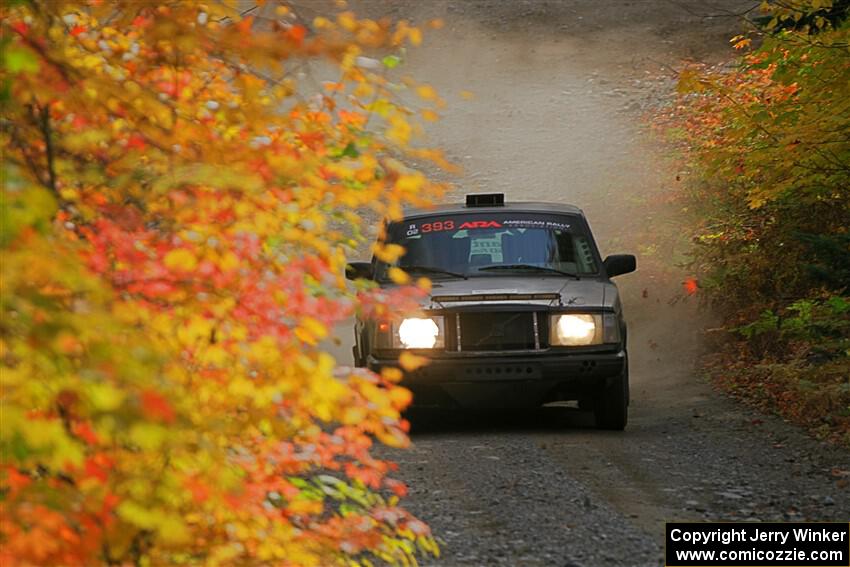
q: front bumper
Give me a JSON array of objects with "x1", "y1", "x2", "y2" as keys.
[{"x1": 367, "y1": 350, "x2": 626, "y2": 408}]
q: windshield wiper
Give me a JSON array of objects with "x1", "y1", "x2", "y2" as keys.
[
  {"x1": 401, "y1": 265, "x2": 468, "y2": 279},
  {"x1": 477, "y1": 264, "x2": 580, "y2": 279}
]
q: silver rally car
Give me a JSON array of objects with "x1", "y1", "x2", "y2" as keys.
[{"x1": 346, "y1": 193, "x2": 636, "y2": 430}]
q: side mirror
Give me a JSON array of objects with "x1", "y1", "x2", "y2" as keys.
[
  {"x1": 345, "y1": 261, "x2": 373, "y2": 281},
  {"x1": 603, "y1": 254, "x2": 636, "y2": 278}
]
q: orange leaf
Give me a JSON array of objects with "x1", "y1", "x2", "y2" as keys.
[{"x1": 236, "y1": 16, "x2": 254, "y2": 35}]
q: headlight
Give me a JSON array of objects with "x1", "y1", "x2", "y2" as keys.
[
  {"x1": 549, "y1": 313, "x2": 620, "y2": 346},
  {"x1": 394, "y1": 316, "x2": 445, "y2": 349}
]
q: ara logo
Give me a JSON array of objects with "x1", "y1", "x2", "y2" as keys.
[{"x1": 459, "y1": 220, "x2": 502, "y2": 229}]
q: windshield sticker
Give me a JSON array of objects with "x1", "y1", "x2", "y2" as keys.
[
  {"x1": 471, "y1": 237, "x2": 502, "y2": 257},
  {"x1": 409, "y1": 219, "x2": 503, "y2": 233},
  {"x1": 503, "y1": 219, "x2": 571, "y2": 230},
  {"x1": 420, "y1": 220, "x2": 456, "y2": 233},
  {"x1": 402, "y1": 217, "x2": 571, "y2": 235},
  {"x1": 459, "y1": 220, "x2": 502, "y2": 229}
]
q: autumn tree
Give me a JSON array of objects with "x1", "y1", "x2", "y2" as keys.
[
  {"x1": 672, "y1": 0, "x2": 849, "y2": 442},
  {"x1": 1, "y1": 1, "x2": 449, "y2": 564}
]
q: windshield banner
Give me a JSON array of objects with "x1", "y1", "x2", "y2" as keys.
[{"x1": 398, "y1": 214, "x2": 573, "y2": 237}]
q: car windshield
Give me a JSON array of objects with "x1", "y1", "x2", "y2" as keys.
[{"x1": 378, "y1": 213, "x2": 598, "y2": 280}]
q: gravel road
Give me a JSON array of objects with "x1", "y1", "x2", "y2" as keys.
[{"x1": 320, "y1": 1, "x2": 850, "y2": 564}]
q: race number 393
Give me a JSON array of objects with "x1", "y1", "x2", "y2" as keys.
[{"x1": 665, "y1": 522, "x2": 850, "y2": 567}]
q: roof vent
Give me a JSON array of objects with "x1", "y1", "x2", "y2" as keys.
[{"x1": 466, "y1": 193, "x2": 505, "y2": 207}]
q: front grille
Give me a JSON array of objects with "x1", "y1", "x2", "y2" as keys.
[{"x1": 457, "y1": 312, "x2": 542, "y2": 351}]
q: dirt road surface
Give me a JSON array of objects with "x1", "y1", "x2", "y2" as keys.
[{"x1": 319, "y1": 1, "x2": 850, "y2": 565}]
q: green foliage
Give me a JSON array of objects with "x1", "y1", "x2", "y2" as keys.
[
  {"x1": 799, "y1": 232, "x2": 850, "y2": 289},
  {"x1": 738, "y1": 296, "x2": 850, "y2": 358},
  {"x1": 752, "y1": 0, "x2": 850, "y2": 33}
]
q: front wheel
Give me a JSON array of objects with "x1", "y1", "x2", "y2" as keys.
[{"x1": 593, "y1": 362, "x2": 629, "y2": 431}]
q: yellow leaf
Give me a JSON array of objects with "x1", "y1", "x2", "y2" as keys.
[
  {"x1": 342, "y1": 406, "x2": 367, "y2": 424},
  {"x1": 399, "y1": 352, "x2": 428, "y2": 371},
  {"x1": 294, "y1": 327, "x2": 317, "y2": 345},
  {"x1": 177, "y1": 316, "x2": 214, "y2": 344},
  {"x1": 677, "y1": 69, "x2": 707, "y2": 94},
  {"x1": 117, "y1": 501, "x2": 168, "y2": 530},
  {"x1": 387, "y1": 267, "x2": 411, "y2": 284},
  {"x1": 386, "y1": 114, "x2": 412, "y2": 144},
  {"x1": 373, "y1": 243, "x2": 406, "y2": 263},
  {"x1": 86, "y1": 383, "x2": 125, "y2": 411},
  {"x1": 218, "y1": 251, "x2": 240, "y2": 272},
  {"x1": 227, "y1": 377, "x2": 257, "y2": 399},
  {"x1": 298, "y1": 317, "x2": 328, "y2": 342},
  {"x1": 416, "y1": 84, "x2": 437, "y2": 101},
  {"x1": 129, "y1": 422, "x2": 168, "y2": 450},
  {"x1": 388, "y1": 386, "x2": 413, "y2": 409},
  {"x1": 198, "y1": 345, "x2": 229, "y2": 366},
  {"x1": 396, "y1": 174, "x2": 424, "y2": 193},
  {"x1": 376, "y1": 426, "x2": 408, "y2": 448},
  {"x1": 381, "y1": 367, "x2": 403, "y2": 382},
  {"x1": 288, "y1": 499, "x2": 323, "y2": 515},
  {"x1": 337, "y1": 11, "x2": 357, "y2": 32},
  {"x1": 164, "y1": 248, "x2": 198, "y2": 272},
  {"x1": 158, "y1": 515, "x2": 189, "y2": 543},
  {"x1": 733, "y1": 38, "x2": 752, "y2": 50}
]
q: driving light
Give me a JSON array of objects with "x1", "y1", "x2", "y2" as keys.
[{"x1": 397, "y1": 317, "x2": 444, "y2": 349}]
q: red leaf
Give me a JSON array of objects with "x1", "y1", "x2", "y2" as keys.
[
  {"x1": 385, "y1": 478, "x2": 407, "y2": 497},
  {"x1": 141, "y1": 390, "x2": 176, "y2": 423},
  {"x1": 127, "y1": 133, "x2": 147, "y2": 150},
  {"x1": 11, "y1": 21, "x2": 28, "y2": 35},
  {"x1": 5, "y1": 467, "x2": 32, "y2": 491},
  {"x1": 129, "y1": 280, "x2": 175, "y2": 297},
  {"x1": 72, "y1": 421, "x2": 100, "y2": 445},
  {"x1": 84, "y1": 456, "x2": 111, "y2": 483}
]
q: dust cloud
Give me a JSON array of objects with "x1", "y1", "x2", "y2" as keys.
[{"x1": 317, "y1": 0, "x2": 750, "y2": 403}]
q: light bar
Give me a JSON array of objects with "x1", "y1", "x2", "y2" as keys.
[{"x1": 466, "y1": 193, "x2": 505, "y2": 207}]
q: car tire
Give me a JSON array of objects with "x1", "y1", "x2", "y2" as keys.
[{"x1": 593, "y1": 361, "x2": 629, "y2": 431}]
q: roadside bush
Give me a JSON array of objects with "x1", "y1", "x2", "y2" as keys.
[{"x1": 671, "y1": 0, "x2": 850, "y2": 442}]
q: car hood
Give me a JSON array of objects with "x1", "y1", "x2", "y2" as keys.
[{"x1": 425, "y1": 276, "x2": 615, "y2": 310}]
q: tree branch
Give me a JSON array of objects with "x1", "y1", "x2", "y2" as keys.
[{"x1": 36, "y1": 104, "x2": 59, "y2": 198}]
